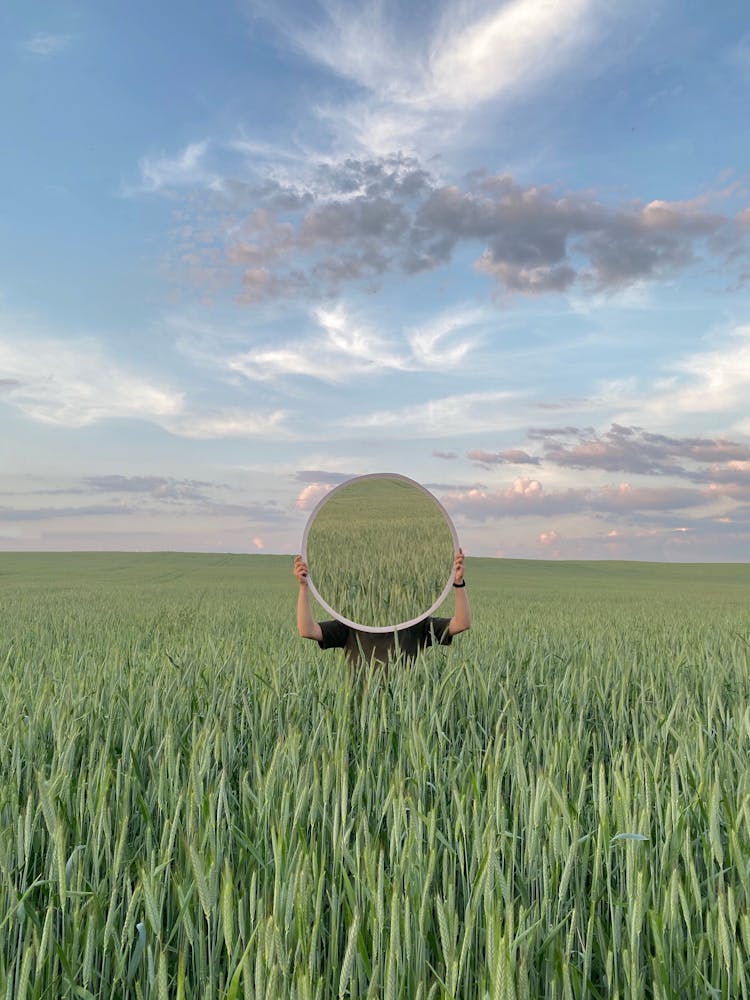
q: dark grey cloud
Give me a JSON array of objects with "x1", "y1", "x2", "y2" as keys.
[
  {"x1": 532, "y1": 424, "x2": 750, "y2": 479},
  {"x1": 528, "y1": 426, "x2": 588, "y2": 438},
  {"x1": 433, "y1": 450, "x2": 458, "y2": 460},
  {"x1": 467, "y1": 448, "x2": 539, "y2": 466},
  {"x1": 293, "y1": 470, "x2": 353, "y2": 484},
  {"x1": 178, "y1": 157, "x2": 749, "y2": 302}
]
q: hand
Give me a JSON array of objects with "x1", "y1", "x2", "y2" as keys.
[
  {"x1": 454, "y1": 548, "x2": 464, "y2": 585},
  {"x1": 293, "y1": 555, "x2": 309, "y2": 587}
]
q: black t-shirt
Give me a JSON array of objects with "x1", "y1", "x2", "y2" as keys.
[{"x1": 318, "y1": 616, "x2": 453, "y2": 666}]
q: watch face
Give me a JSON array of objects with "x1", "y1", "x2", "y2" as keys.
[{"x1": 302, "y1": 473, "x2": 457, "y2": 633}]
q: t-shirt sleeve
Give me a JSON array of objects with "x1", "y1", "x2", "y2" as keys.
[
  {"x1": 424, "y1": 617, "x2": 453, "y2": 646},
  {"x1": 317, "y1": 619, "x2": 350, "y2": 650}
]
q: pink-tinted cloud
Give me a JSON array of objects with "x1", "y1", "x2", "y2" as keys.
[
  {"x1": 252, "y1": 536, "x2": 265, "y2": 549},
  {"x1": 295, "y1": 482, "x2": 333, "y2": 510},
  {"x1": 708, "y1": 460, "x2": 750, "y2": 483},
  {"x1": 539, "y1": 529, "x2": 560, "y2": 545},
  {"x1": 442, "y1": 476, "x2": 714, "y2": 522}
]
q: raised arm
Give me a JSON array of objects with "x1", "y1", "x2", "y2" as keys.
[
  {"x1": 294, "y1": 555, "x2": 323, "y2": 641},
  {"x1": 448, "y1": 549, "x2": 472, "y2": 636}
]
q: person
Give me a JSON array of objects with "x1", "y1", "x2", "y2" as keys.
[{"x1": 293, "y1": 550, "x2": 472, "y2": 667}]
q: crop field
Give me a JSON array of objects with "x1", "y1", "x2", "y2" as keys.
[
  {"x1": 1, "y1": 552, "x2": 749, "y2": 999},
  {"x1": 305, "y1": 477, "x2": 455, "y2": 628}
]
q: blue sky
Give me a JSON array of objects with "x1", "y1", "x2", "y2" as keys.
[{"x1": 2, "y1": 0, "x2": 750, "y2": 559}]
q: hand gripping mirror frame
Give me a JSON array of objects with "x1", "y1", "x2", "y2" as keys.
[{"x1": 301, "y1": 472, "x2": 460, "y2": 634}]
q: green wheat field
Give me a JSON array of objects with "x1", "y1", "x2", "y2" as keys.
[
  {"x1": 305, "y1": 477, "x2": 455, "y2": 628},
  {"x1": 1, "y1": 553, "x2": 749, "y2": 999}
]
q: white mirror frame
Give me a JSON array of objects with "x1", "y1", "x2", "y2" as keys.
[{"x1": 301, "y1": 472, "x2": 459, "y2": 634}]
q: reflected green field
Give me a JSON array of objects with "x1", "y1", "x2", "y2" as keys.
[
  {"x1": 1, "y1": 553, "x2": 749, "y2": 998},
  {"x1": 305, "y1": 476, "x2": 455, "y2": 628}
]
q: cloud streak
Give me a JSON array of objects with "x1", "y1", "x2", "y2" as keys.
[
  {"x1": 347, "y1": 390, "x2": 520, "y2": 437},
  {"x1": 23, "y1": 33, "x2": 72, "y2": 56},
  {"x1": 442, "y1": 477, "x2": 717, "y2": 522},
  {"x1": 468, "y1": 448, "x2": 540, "y2": 467}
]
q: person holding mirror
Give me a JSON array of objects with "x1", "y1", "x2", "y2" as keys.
[{"x1": 293, "y1": 550, "x2": 472, "y2": 667}]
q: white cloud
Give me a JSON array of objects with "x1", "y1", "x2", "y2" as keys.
[
  {"x1": 0, "y1": 334, "x2": 183, "y2": 428},
  {"x1": 426, "y1": 0, "x2": 597, "y2": 112},
  {"x1": 226, "y1": 302, "x2": 481, "y2": 384},
  {"x1": 135, "y1": 141, "x2": 220, "y2": 194},
  {"x1": 406, "y1": 307, "x2": 484, "y2": 368},
  {"x1": 347, "y1": 390, "x2": 520, "y2": 437},
  {"x1": 612, "y1": 324, "x2": 750, "y2": 429},
  {"x1": 0, "y1": 326, "x2": 288, "y2": 441},
  {"x1": 23, "y1": 33, "x2": 72, "y2": 56},
  {"x1": 252, "y1": 0, "x2": 608, "y2": 155},
  {"x1": 229, "y1": 304, "x2": 408, "y2": 383},
  {"x1": 169, "y1": 409, "x2": 289, "y2": 440}
]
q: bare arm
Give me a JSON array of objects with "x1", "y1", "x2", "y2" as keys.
[
  {"x1": 294, "y1": 556, "x2": 323, "y2": 641},
  {"x1": 448, "y1": 549, "x2": 472, "y2": 636}
]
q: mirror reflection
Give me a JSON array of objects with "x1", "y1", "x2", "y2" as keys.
[{"x1": 303, "y1": 473, "x2": 457, "y2": 631}]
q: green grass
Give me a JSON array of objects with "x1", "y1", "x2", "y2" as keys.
[{"x1": 1, "y1": 553, "x2": 749, "y2": 998}]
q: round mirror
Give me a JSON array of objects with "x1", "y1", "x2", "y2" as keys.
[{"x1": 301, "y1": 473, "x2": 458, "y2": 633}]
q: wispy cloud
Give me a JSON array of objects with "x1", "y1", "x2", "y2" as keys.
[
  {"x1": 168, "y1": 409, "x2": 289, "y2": 440},
  {"x1": 84, "y1": 475, "x2": 215, "y2": 500},
  {"x1": 0, "y1": 326, "x2": 288, "y2": 440},
  {"x1": 0, "y1": 333, "x2": 183, "y2": 428},
  {"x1": 134, "y1": 141, "x2": 219, "y2": 194},
  {"x1": 251, "y1": 0, "x2": 608, "y2": 154},
  {"x1": 0, "y1": 503, "x2": 133, "y2": 522},
  {"x1": 608, "y1": 324, "x2": 750, "y2": 428},
  {"x1": 228, "y1": 304, "x2": 408, "y2": 382},
  {"x1": 224, "y1": 302, "x2": 481, "y2": 384},
  {"x1": 23, "y1": 33, "x2": 72, "y2": 56},
  {"x1": 406, "y1": 308, "x2": 484, "y2": 368},
  {"x1": 425, "y1": 0, "x2": 598, "y2": 112},
  {"x1": 347, "y1": 390, "x2": 520, "y2": 437}
]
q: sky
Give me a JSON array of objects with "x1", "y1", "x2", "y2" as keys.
[{"x1": 1, "y1": 0, "x2": 750, "y2": 561}]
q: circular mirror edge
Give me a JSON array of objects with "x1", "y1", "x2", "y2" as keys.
[{"x1": 300, "y1": 471, "x2": 459, "y2": 634}]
